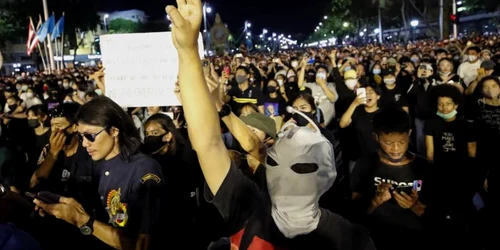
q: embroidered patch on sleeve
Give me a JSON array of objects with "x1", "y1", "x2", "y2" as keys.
[{"x1": 140, "y1": 173, "x2": 161, "y2": 184}]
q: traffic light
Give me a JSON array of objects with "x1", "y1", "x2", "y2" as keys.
[{"x1": 450, "y1": 14, "x2": 459, "y2": 24}]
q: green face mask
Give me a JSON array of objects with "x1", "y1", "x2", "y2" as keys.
[{"x1": 436, "y1": 110, "x2": 457, "y2": 120}]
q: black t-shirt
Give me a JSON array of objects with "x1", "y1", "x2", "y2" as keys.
[
  {"x1": 350, "y1": 153, "x2": 433, "y2": 250},
  {"x1": 264, "y1": 94, "x2": 287, "y2": 117},
  {"x1": 205, "y1": 164, "x2": 375, "y2": 250},
  {"x1": 424, "y1": 117, "x2": 474, "y2": 166},
  {"x1": 379, "y1": 85, "x2": 408, "y2": 110},
  {"x1": 228, "y1": 86, "x2": 265, "y2": 113},
  {"x1": 351, "y1": 106, "x2": 380, "y2": 157},
  {"x1": 96, "y1": 153, "x2": 165, "y2": 248}
]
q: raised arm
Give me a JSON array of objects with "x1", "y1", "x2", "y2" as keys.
[{"x1": 166, "y1": 0, "x2": 230, "y2": 195}]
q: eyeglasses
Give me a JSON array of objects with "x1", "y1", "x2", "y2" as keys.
[{"x1": 78, "y1": 127, "x2": 107, "y2": 143}]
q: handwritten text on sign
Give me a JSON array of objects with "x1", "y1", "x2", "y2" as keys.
[{"x1": 99, "y1": 32, "x2": 204, "y2": 107}]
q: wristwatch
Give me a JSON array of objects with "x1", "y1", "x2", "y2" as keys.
[
  {"x1": 80, "y1": 217, "x2": 95, "y2": 236},
  {"x1": 218, "y1": 104, "x2": 232, "y2": 118}
]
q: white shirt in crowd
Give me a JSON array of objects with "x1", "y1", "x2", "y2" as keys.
[
  {"x1": 303, "y1": 81, "x2": 339, "y2": 126},
  {"x1": 457, "y1": 60, "x2": 482, "y2": 87}
]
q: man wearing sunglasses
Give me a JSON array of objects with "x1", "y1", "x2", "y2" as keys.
[
  {"x1": 30, "y1": 103, "x2": 102, "y2": 249},
  {"x1": 35, "y1": 96, "x2": 165, "y2": 250}
]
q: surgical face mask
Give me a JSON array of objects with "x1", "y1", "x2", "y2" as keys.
[
  {"x1": 468, "y1": 55, "x2": 477, "y2": 62},
  {"x1": 236, "y1": 75, "x2": 247, "y2": 84},
  {"x1": 372, "y1": 69, "x2": 381, "y2": 75},
  {"x1": 63, "y1": 82, "x2": 69, "y2": 89},
  {"x1": 344, "y1": 66, "x2": 352, "y2": 72},
  {"x1": 291, "y1": 61, "x2": 298, "y2": 68},
  {"x1": 28, "y1": 119, "x2": 40, "y2": 129},
  {"x1": 411, "y1": 57, "x2": 419, "y2": 63},
  {"x1": 266, "y1": 125, "x2": 336, "y2": 239},
  {"x1": 384, "y1": 78, "x2": 396, "y2": 85},
  {"x1": 484, "y1": 88, "x2": 500, "y2": 99},
  {"x1": 345, "y1": 79, "x2": 357, "y2": 90},
  {"x1": 439, "y1": 71, "x2": 451, "y2": 76},
  {"x1": 58, "y1": 81, "x2": 63, "y2": 85},
  {"x1": 316, "y1": 72, "x2": 327, "y2": 80},
  {"x1": 277, "y1": 79, "x2": 284, "y2": 86},
  {"x1": 26, "y1": 92, "x2": 34, "y2": 99},
  {"x1": 143, "y1": 134, "x2": 167, "y2": 154},
  {"x1": 436, "y1": 110, "x2": 457, "y2": 120}
]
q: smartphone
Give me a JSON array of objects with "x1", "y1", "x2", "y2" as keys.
[
  {"x1": 356, "y1": 88, "x2": 367, "y2": 104},
  {"x1": 307, "y1": 58, "x2": 315, "y2": 64},
  {"x1": 25, "y1": 191, "x2": 61, "y2": 204},
  {"x1": 393, "y1": 186, "x2": 414, "y2": 194},
  {"x1": 223, "y1": 66, "x2": 230, "y2": 75}
]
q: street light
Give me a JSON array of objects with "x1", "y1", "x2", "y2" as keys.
[
  {"x1": 374, "y1": 28, "x2": 380, "y2": 34},
  {"x1": 410, "y1": 20, "x2": 419, "y2": 27},
  {"x1": 272, "y1": 33, "x2": 276, "y2": 37},
  {"x1": 288, "y1": 35, "x2": 291, "y2": 38},
  {"x1": 359, "y1": 31, "x2": 364, "y2": 36},
  {"x1": 247, "y1": 31, "x2": 251, "y2": 36},
  {"x1": 263, "y1": 29, "x2": 268, "y2": 34},
  {"x1": 324, "y1": 15, "x2": 328, "y2": 19},
  {"x1": 343, "y1": 22, "x2": 349, "y2": 27},
  {"x1": 319, "y1": 22, "x2": 323, "y2": 26},
  {"x1": 103, "y1": 14, "x2": 109, "y2": 33},
  {"x1": 246, "y1": 22, "x2": 252, "y2": 28},
  {"x1": 203, "y1": 4, "x2": 212, "y2": 31}
]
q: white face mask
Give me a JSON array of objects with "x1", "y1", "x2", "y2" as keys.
[
  {"x1": 291, "y1": 61, "x2": 299, "y2": 68},
  {"x1": 345, "y1": 79, "x2": 357, "y2": 90},
  {"x1": 316, "y1": 72, "x2": 327, "y2": 80},
  {"x1": 26, "y1": 92, "x2": 34, "y2": 99},
  {"x1": 63, "y1": 83, "x2": 69, "y2": 89},
  {"x1": 468, "y1": 55, "x2": 477, "y2": 62},
  {"x1": 277, "y1": 79, "x2": 284, "y2": 86},
  {"x1": 384, "y1": 78, "x2": 396, "y2": 85},
  {"x1": 266, "y1": 125, "x2": 336, "y2": 238}
]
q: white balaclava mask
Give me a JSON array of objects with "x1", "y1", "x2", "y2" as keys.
[{"x1": 265, "y1": 119, "x2": 336, "y2": 238}]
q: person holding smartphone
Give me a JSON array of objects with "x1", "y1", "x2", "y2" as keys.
[{"x1": 350, "y1": 108, "x2": 433, "y2": 250}]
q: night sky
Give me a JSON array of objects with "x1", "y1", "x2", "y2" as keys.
[{"x1": 97, "y1": 0, "x2": 331, "y2": 37}]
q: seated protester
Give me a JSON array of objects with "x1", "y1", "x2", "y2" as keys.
[
  {"x1": 35, "y1": 96, "x2": 166, "y2": 250},
  {"x1": 350, "y1": 107, "x2": 433, "y2": 250},
  {"x1": 339, "y1": 82, "x2": 381, "y2": 159},
  {"x1": 167, "y1": 2, "x2": 375, "y2": 249},
  {"x1": 143, "y1": 113, "x2": 205, "y2": 248},
  {"x1": 379, "y1": 66, "x2": 409, "y2": 112},
  {"x1": 423, "y1": 84, "x2": 477, "y2": 249},
  {"x1": 29, "y1": 103, "x2": 102, "y2": 250}
]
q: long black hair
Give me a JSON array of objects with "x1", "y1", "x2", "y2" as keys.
[
  {"x1": 145, "y1": 113, "x2": 187, "y2": 146},
  {"x1": 76, "y1": 96, "x2": 141, "y2": 161}
]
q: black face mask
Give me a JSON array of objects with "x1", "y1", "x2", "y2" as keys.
[
  {"x1": 143, "y1": 134, "x2": 167, "y2": 154},
  {"x1": 8, "y1": 105, "x2": 18, "y2": 112},
  {"x1": 28, "y1": 119, "x2": 40, "y2": 129},
  {"x1": 267, "y1": 86, "x2": 277, "y2": 93},
  {"x1": 292, "y1": 112, "x2": 314, "y2": 127}
]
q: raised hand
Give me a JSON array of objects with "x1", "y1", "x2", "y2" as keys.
[{"x1": 165, "y1": 0, "x2": 203, "y2": 51}]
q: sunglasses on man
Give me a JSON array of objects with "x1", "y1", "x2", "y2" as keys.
[{"x1": 78, "y1": 127, "x2": 108, "y2": 142}]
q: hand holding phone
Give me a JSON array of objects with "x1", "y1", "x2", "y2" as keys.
[
  {"x1": 25, "y1": 191, "x2": 61, "y2": 204},
  {"x1": 356, "y1": 87, "x2": 367, "y2": 105}
]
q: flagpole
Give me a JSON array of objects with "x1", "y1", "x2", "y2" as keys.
[
  {"x1": 54, "y1": 37, "x2": 59, "y2": 71},
  {"x1": 60, "y1": 12, "x2": 65, "y2": 69},
  {"x1": 38, "y1": 44, "x2": 48, "y2": 71},
  {"x1": 42, "y1": 0, "x2": 55, "y2": 72}
]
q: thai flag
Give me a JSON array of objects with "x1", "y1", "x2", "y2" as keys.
[{"x1": 26, "y1": 17, "x2": 36, "y2": 55}]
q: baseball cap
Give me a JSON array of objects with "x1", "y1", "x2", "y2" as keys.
[
  {"x1": 240, "y1": 112, "x2": 277, "y2": 139},
  {"x1": 480, "y1": 60, "x2": 496, "y2": 70}
]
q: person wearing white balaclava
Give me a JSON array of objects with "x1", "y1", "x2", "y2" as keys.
[{"x1": 167, "y1": 1, "x2": 375, "y2": 249}]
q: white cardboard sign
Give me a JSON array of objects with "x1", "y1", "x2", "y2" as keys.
[{"x1": 99, "y1": 32, "x2": 204, "y2": 107}]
